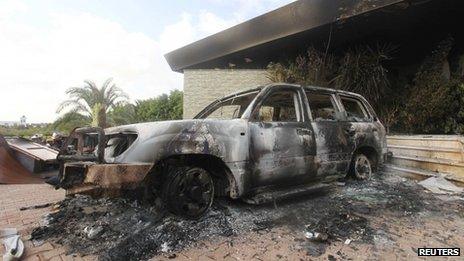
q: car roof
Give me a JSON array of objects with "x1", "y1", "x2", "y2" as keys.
[
  {"x1": 300, "y1": 85, "x2": 363, "y2": 98},
  {"x1": 261, "y1": 83, "x2": 366, "y2": 99},
  {"x1": 211, "y1": 83, "x2": 366, "y2": 104},
  {"x1": 195, "y1": 83, "x2": 376, "y2": 119},
  {"x1": 217, "y1": 86, "x2": 263, "y2": 101}
]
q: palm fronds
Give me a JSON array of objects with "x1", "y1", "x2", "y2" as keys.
[{"x1": 57, "y1": 78, "x2": 129, "y2": 128}]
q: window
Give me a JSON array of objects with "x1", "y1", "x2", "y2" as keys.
[
  {"x1": 255, "y1": 90, "x2": 300, "y2": 122},
  {"x1": 206, "y1": 104, "x2": 241, "y2": 120},
  {"x1": 340, "y1": 96, "x2": 369, "y2": 121},
  {"x1": 105, "y1": 133, "x2": 138, "y2": 157},
  {"x1": 198, "y1": 92, "x2": 258, "y2": 120},
  {"x1": 305, "y1": 92, "x2": 337, "y2": 121}
]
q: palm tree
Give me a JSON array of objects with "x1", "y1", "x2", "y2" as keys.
[{"x1": 57, "y1": 78, "x2": 129, "y2": 128}]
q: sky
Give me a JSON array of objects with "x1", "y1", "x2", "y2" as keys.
[{"x1": 0, "y1": 0, "x2": 294, "y2": 123}]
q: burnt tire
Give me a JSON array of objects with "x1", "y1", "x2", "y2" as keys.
[
  {"x1": 349, "y1": 153, "x2": 373, "y2": 180},
  {"x1": 162, "y1": 166, "x2": 214, "y2": 218}
]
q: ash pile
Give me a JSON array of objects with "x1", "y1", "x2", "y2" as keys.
[
  {"x1": 30, "y1": 173, "x2": 462, "y2": 260},
  {"x1": 31, "y1": 196, "x2": 234, "y2": 260}
]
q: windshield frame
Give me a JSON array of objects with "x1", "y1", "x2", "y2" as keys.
[{"x1": 194, "y1": 88, "x2": 261, "y2": 119}]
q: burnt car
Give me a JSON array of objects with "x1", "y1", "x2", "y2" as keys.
[{"x1": 57, "y1": 84, "x2": 387, "y2": 217}]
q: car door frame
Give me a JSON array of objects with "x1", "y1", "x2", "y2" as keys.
[
  {"x1": 302, "y1": 88, "x2": 355, "y2": 178},
  {"x1": 336, "y1": 93, "x2": 384, "y2": 164},
  {"x1": 246, "y1": 84, "x2": 317, "y2": 190}
]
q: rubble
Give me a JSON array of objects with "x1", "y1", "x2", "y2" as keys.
[
  {"x1": 30, "y1": 172, "x2": 464, "y2": 260},
  {"x1": 418, "y1": 176, "x2": 464, "y2": 194},
  {"x1": 305, "y1": 210, "x2": 372, "y2": 242},
  {"x1": 305, "y1": 231, "x2": 329, "y2": 242},
  {"x1": 83, "y1": 226, "x2": 104, "y2": 239}
]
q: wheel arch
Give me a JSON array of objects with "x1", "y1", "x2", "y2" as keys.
[
  {"x1": 352, "y1": 145, "x2": 380, "y2": 171},
  {"x1": 153, "y1": 153, "x2": 238, "y2": 198}
]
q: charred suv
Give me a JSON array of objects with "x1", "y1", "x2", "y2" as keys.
[{"x1": 58, "y1": 84, "x2": 387, "y2": 217}]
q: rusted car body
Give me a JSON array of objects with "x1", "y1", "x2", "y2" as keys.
[{"x1": 58, "y1": 84, "x2": 387, "y2": 217}]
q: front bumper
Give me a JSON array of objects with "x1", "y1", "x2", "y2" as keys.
[
  {"x1": 56, "y1": 127, "x2": 154, "y2": 196},
  {"x1": 61, "y1": 162, "x2": 154, "y2": 196}
]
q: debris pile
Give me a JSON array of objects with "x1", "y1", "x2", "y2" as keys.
[
  {"x1": 30, "y1": 173, "x2": 464, "y2": 260},
  {"x1": 31, "y1": 196, "x2": 234, "y2": 260},
  {"x1": 305, "y1": 210, "x2": 371, "y2": 243}
]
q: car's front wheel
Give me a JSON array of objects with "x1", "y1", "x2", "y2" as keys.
[
  {"x1": 350, "y1": 153, "x2": 372, "y2": 180},
  {"x1": 162, "y1": 166, "x2": 214, "y2": 218}
]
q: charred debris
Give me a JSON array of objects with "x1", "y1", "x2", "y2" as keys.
[{"x1": 30, "y1": 173, "x2": 463, "y2": 260}]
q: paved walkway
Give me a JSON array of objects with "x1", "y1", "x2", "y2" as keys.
[{"x1": 0, "y1": 184, "x2": 94, "y2": 260}]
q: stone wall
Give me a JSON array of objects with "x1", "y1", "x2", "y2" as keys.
[{"x1": 183, "y1": 69, "x2": 271, "y2": 119}]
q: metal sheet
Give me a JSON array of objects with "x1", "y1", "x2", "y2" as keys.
[
  {"x1": 0, "y1": 135, "x2": 42, "y2": 184},
  {"x1": 6, "y1": 137, "x2": 58, "y2": 162}
]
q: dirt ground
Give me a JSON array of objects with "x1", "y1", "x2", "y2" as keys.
[{"x1": 29, "y1": 171, "x2": 464, "y2": 260}]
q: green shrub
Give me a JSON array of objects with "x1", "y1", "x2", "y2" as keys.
[{"x1": 134, "y1": 90, "x2": 183, "y2": 122}]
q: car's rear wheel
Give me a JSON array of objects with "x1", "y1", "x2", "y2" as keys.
[
  {"x1": 162, "y1": 166, "x2": 214, "y2": 218},
  {"x1": 350, "y1": 153, "x2": 372, "y2": 180}
]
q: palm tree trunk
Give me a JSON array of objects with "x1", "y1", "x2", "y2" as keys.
[{"x1": 92, "y1": 103, "x2": 107, "y2": 128}]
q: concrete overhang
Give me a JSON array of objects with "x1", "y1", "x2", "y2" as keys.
[{"x1": 164, "y1": 0, "x2": 464, "y2": 72}]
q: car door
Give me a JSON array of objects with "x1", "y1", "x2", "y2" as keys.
[
  {"x1": 304, "y1": 90, "x2": 354, "y2": 178},
  {"x1": 337, "y1": 94, "x2": 383, "y2": 157},
  {"x1": 248, "y1": 86, "x2": 317, "y2": 188}
]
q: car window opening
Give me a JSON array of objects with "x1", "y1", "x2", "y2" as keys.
[
  {"x1": 200, "y1": 92, "x2": 258, "y2": 120},
  {"x1": 256, "y1": 90, "x2": 300, "y2": 122},
  {"x1": 306, "y1": 92, "x2": 338, "y2": 121},
  {"x1": 340, "y1": 96, "x2": 369, "y2": 122},
  {"x1": 105, "y1": 133, "x2": 138, "y2": 157}
]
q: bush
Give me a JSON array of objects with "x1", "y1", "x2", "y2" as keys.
[
  {"x1": 334, "y1": 44, "x2": 395, "y2": 106},
  {"x1": 266, "y1": 44, "x2": 395, "y2": 119},
  {"x1": 134, "y1": 90, "x2": 183, "y2": 122},
  {"x1": 107, "y1": 102, "x2": 137, "y2": 126},
  {"x1": 267, "y1": 47, "x2": 336, "y2": 86},
  {"x1": 400, "y1": 37, "x2": 464, "y2": 134},
  {"x1": 266, "y1": 39, "x2": 464, "y2": 134}
]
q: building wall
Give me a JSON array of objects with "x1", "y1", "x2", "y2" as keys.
[{"x1": 183, "y1": 69, "x2": 271, "y2": 119}]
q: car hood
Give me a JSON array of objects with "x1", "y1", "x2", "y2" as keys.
[
  {"x1": 105, "y1": 119, "x2": 198, "y2": 136},
  {"x1": 104, "y1": 118, "x2": 248, "y2": 163}
]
